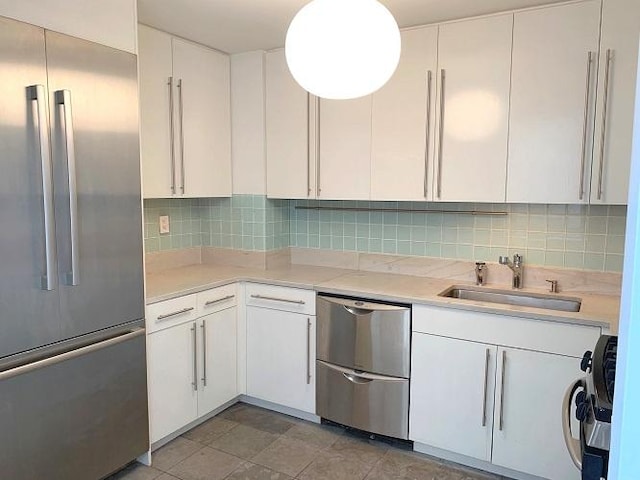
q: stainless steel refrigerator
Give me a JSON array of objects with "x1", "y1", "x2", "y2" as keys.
[{"x1": 0, "y1": 15, "x2": 148, "y2": 479}]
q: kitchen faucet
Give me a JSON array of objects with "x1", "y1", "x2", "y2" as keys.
[
  {"x1": 499, "y1": 254, "x2": 524, "y2": 289},
  {"x1": 475, "y1": 262, "x2": 487, "y2": 286}
]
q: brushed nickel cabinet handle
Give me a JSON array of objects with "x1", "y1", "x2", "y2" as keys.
[
  {"x1": 482, "y1": 348, "x2": 490, "y2": 427},
  {"x1": 201, "y1": 321, "x2": 207, "y2": 386},
  {"x1": 424, "y1": 70, "x2": 433, "y2": 199},
  {"x1": 499, "y1": 350, "x2": 507, "y2": 431},
  {"x1": 597, "y1": 49, "x2": 613, "y2": 200},
  {"x1": 316, "y1": 96, "x2": 321, "y2": 196},
  {"x1": 177, "y1": 78, "x2": 185, "y2": 194},
  {"x1": 168, "y1": 77, "x2": 176, "y2": 194},
  {"x1": 28, "y1": 85, "x2": 57, "y2": 292},
  {"x1": 191, "y1": 323, "x2": 198, "y2": 391},
  {"x1": 156, "y1": 307, "x2": 194, "y2": 321},
  {"x1": 437, "y1": 69, "x2": 446, "y2": 199},
  {"x1": 250, "y1": 294, "x2": 306, "y2": 305},
  {"x1": 55, "y1": 89, "x2": 79, "y2": 286},
  {"x1": 204, "y1": 295, "x2": 235, "y2": 307},
  {"x1": 307, "y1": 92, "x2": 311, "y2": 197},
  {"x1": 307, "y1": 318, "x2": 312, "y2": 385},
  {"x1": 579, "y1": 52, "x2": 594, "y2": 200}
]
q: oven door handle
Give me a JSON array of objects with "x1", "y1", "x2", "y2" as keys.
[{"x1": 562, "y1": 377, "x2": 585, "y2": 471}]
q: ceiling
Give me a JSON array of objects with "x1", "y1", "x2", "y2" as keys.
[{"x1": 137, "y1": 0, "x2": 569, "y2": 54}]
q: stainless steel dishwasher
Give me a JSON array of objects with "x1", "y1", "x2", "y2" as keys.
[{"x1": 316, "y1": 294, "x2": 411, "y2": 440}]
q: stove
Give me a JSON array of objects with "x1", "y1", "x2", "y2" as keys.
[{"x1": 574, "y1": 335, "x2": 617, "y2": 480}]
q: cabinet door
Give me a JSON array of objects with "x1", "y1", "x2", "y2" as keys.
[
  {"x1": 266, "y1": 49, "x2": 314, "y2": 199},
  {"x1": 492, "y1": 347, "x2": 581, "y2": 480},
  {"x1": 318, "y1": 96, "x2": 372, "y2": 200},
  {"x1": 198, "y1": 307, "x2": 238, "y2": 415},
  {"x1": 147, "y1": 322, "x2": 198, "y2": 444},
  {"x1": 371, "y1": 27, "x2": 438, "y2": 201},
  {"x1": 246, "y1": 307, "x2": 315, "y2": 413},
  {"x1": 410, "y1": 334, "x2": 497, "y2": 462},
  {"x1": 172, "y1": 38, "x2": 232, "y2": 198},
  {"x1": 507, "y1": 1, "x2": 601, "y2": 204},
  {"x1": 138, "y1": 25, "x2": 174, "y2": 199},
  {"x1": 435, "y1": 15, "x2": 512, "y2": 202},
  {"x1": 590, "y1": 0, "x2": 640, "y2": 204}
]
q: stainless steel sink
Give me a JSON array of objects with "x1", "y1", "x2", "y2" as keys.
[{"x1": 438, "y1": 285, "x2": 582, "y2": 312}]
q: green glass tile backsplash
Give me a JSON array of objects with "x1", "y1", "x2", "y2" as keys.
[{"x1": 143, "y1": 196, "x2": 627, "y2": 273}]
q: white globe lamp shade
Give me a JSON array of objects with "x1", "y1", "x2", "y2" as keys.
[{"x1": 285, "y1": 0, "x2": 401, "y2": 100}]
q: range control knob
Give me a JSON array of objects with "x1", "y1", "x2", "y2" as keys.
[{"x1": 581, "y1": 350, "x2": 593, "y2": 372}]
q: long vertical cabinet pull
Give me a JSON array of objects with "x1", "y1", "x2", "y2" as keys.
[
  {"x1": 316, "y1": 97, "x2": 321, "y2": 197},
  {"x1": 481, "y1": 348, "x2": 490, "y2": 427},
  {"x1": 579, "y1": 52, "x2": 594, "y2": 200},
  {"x1": 597, "y1": 49, "x2": 613, "y2": 200},
  {"x1": 498, "y1": 350, "x2": 507, "y2": 431},
  {"x1": 307, "y1": 92, "x2": 311, "y2": 197},
  {"x1": 200, "y1": 320, "x2": 207, "y2": 387},
  {"x1": 55, "y1": 90, "x2": 80, "y2": 286},
  {"x1": 28, "y1": 85, "x2": 57, "y2": 292},
  {"x1": 177, "y1": 79, "x2": 186, "y2": 194},
  {"x1": 168, "y1": 77, "x2": 176, "y2": 195},
  {"x1": 191, "y1": 323, "x2": 198, "y2": 391},
  {"x1": 306, "y1": 318, "x2": 312, "y2": 385},
  {"x1": 436, "y1": 69, "x2": 446, "y2": 199},
  {"x1": 424, "y1": 70, "x2": 433, "y2": 198}
]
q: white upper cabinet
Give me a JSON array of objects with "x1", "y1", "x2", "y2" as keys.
[
  {"x1": 139, "y1": 26, "x2": 174, "y2": 198},
  {"x1": 371, "y1": 27, "x2": 438, "y2": 201},
  {"x1": 266, "y1": 49, "x2": 315, "y2": 199},
  {"x1": 434, "y1": 15, "x2": 513, "y2": 203},
  {"x1": 507, "y1": 1, "x2": 601, "y2": 204},
  {"x1": 318, "y1": 96, "x2": 372, "y2": 200},
  {"x1": 139, "y1": 25, "x2": 231, "y2": 199},
  {"x1": 172, "y1": 38, "x2": 232, "y2": 198},
  {"x1": 590, "y1": 0, "x2": 640, "y2": 204}
]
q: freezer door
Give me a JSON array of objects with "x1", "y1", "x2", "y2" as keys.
[
  {"x1": 316, "y1": 295, "x2": 411, "y2": 378},
  {"x1": 316, "y1": 360, "x2": 409, "y2": 439},
  {"x1": 45, "y1": 31, "x2": 145, "y2": 337},
  {"x1": 0, "y1": 16, "x2": 64, "y2": 358}
]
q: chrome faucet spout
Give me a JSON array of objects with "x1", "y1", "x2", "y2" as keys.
[{"x1": 499, "y1": 254, "x2": 524, "y2": 289}]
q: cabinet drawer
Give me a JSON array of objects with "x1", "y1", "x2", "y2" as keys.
[
  {"x1": 197, "y1": 284, "x2": 237, "y2": 316},
  {"x1": 245, "y1": 283, "x2": 315, "y2": 315},
  {"x1": 413, "y1": 304, "x2": 600, "y2": 358},
  {"x1": 146, "y1": 294, "x2": 198, "y2": 333}
]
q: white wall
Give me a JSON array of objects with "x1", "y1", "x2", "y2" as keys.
[
  {"x1": 0, "y1": 0, "x2": 137, "y2": 53},
  {"x1": 609, "y1": 40, "x2": 640, "y2": 480},
  {"x1": 231, "y1": 51, "x2": 267, "y2": 195}
]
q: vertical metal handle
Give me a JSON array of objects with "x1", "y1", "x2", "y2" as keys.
[
  {"x1": 597, "y1": 49, "x2": 613, "y2": 201},
  {"x1": 482, "y1": 348, "x2": 490, "y2": 427},
  {"x1": 177, "y1": 79, "x2": 185, "y2": 194},
  {"x1": 579, "y1": 52, "x2": 594, "y2": 200},
  {"x1": 191, "y1": 323, "x2": 198, "y2": 391},
  {"x1": 307, "y1": 92, "x2": 311, "y2": 197},
  {"x1": 424, "y1": 70, "x2": 433, "y2": 198},
  {"x1": 55, "y1": 90, "x2": 79, "y2": 287},
  {"x1": 306, "y1": 318, "x2": 312, "y2": 385},
  {"x1": 499, "y1": 350, "x2": 507, "y2": 431},
  {"x1": 316, "y1": 96, "x2": 321, "y2": 196},
  {"x1": 200, "y1": 320, "x2": 207, "y2": 387},
  {"x1": 28, "y1": 85, "x2": 57, "y2": 291},
  {"x1": 436, "y1": 69, "x2": 446, "y2": 199},
  {"x1": 168, "y1": 77, "x2": 176, "y2": 194}
]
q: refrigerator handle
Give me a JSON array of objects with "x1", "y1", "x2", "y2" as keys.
[
  {"x1": 55, "y1": 90, "x2": 79, "y2": 286},
  {"x1": 27, "y1": 85, "x2": 57, "y2": 292}
]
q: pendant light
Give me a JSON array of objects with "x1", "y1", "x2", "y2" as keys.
[{"x1": 285, "y1": 0, "x2": 401, "y2": 100}]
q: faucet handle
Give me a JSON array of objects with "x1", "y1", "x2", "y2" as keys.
[
  {"x1": 546, "y1": 279, "x2": 559, "y2": 293},
  {"x1": 498, "y1": 256, "x2": 509, "y2": 265}
]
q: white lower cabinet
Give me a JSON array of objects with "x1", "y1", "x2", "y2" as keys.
[
  {"x1": 148, "y1": 321, "x2": 198, "y2": 444},
  {"x1": 246, "y1": 306, "x2": 316, "y2": 414},
  {"x1": 410, "y1": 305, "x2": 598, "y2": 480},
  {"x1": 410, "y1": 334, "x2": 497, "y2": 461},
  {"x1": 492, "y1": 347, "x2": 581, "y2": 480}
]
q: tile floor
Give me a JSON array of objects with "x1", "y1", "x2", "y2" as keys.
[{"x1": 107, "y1": 403, "x2": 511, "y2": 480}]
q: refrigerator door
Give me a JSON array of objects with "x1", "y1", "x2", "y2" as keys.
[
  {"x1": 45, "y1": 31, "x2": 145, "y2": 338},
  {"x1": 0, "y1": 324, "x2": 149, "y2": 480},
  {"x1": 0, "y1": 16, "x2": 64, "y2": 359}
]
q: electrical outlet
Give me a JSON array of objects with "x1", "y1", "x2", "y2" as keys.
[{"x1": 159, "y1": 215, "x2": 170, "y2": 234}]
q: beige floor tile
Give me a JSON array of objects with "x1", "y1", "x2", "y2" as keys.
[
  {"x1": 327, "y1": 435, "x2": 389, "y2": 466},
  {"x1": 106, "y1": 462, "x2": 164, "y2": 480},
  {"x1": 299, "y1": 451, "x2": 373, "y2": 480},
  {"x1": 220, "y1": 404, "x2": 297, "y2": 435},
  {"x1": 283, "y1": 422, "x2": 343, "y2": 449},
  {"x1": 152, "y1": 437, "x2": 203, "y2": 472},
  {"x1": 182, "y1": 416, "x2": 239, "y2": 445},
  {"x1": 167, "y1": 446, "x2": 242, "y2": 480},
  {"x1": 225, "y1": 462, "x2": 294, "y2": 480},
  {"x1": 251, "y1": 436, "x2": 321, "y2": 477},
  {"x1": 209, "y1": 424, "x2": 279, "y2": 459}
]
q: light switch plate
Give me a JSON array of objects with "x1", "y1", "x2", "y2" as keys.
[{"x1": 159, "y1": 215, "x2": 170, "y2": 234}]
